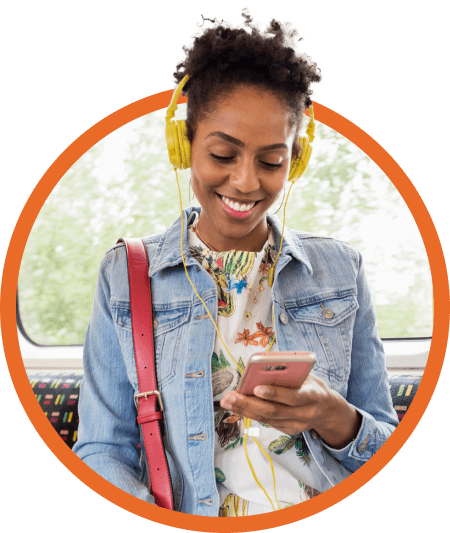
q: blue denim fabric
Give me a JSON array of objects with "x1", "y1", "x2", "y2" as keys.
[{"x1": 73, "y1": 206, "x2": 398, "y2": 515}]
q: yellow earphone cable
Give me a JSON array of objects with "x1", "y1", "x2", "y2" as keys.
[
  {"x1": 243, "y1": 418, "x2": 281, "y2": 511},
  {"x1": 174, "y1": 168, "x2": 242, "y2": 371},
  {"x1": 268, "y1": 180, "x2": 295, "y2": 288}
]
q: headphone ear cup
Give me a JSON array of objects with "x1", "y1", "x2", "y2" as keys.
[
  {"x1": 166, "y1": 120, "x2": 182, "y2": 169},
  {"x1": 288, "y1": 136, "x2": 310, "y2": 183},
  {"x1": 176, "y1": 120, "x2": 191, "y2": 169},
  {"x1": 299, "y1": 142, "x2": 312, "y2": 175}
]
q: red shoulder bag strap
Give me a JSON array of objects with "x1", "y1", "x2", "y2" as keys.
[{"x1": 117, "y1": 237, "x2": 174, "y2": 510}]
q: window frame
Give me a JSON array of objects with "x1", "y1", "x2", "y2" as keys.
[{"x1": 18, "y1": 296, "x2": 431, "y2": 372}]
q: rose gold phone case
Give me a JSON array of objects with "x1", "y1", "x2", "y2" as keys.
[{"x1": 236, "y1": 351, "x2": 316, "y2": 396}]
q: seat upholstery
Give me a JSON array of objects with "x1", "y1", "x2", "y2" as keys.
[{"x1": 27, "y1": 370, "x2": 421, "y2": 450}]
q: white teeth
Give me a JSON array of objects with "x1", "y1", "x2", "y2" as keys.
[{"x1": 221, "y1": 196, "x2": 255, "y2": 212}]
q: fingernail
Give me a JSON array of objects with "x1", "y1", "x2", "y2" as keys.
[
  {"x1": 254, "y1": 386, "x2": 267, "y2": 396},
  {"x1": 221, "y1": 393, "x2": 236, "y2": 409},
  {"x1": 227, "y1": 392, "x2": 238, "y2": 403}
]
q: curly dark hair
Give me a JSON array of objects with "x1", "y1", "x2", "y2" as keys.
[{"x1": 174, "y1": 11, "x2": 322, "y2": 155}]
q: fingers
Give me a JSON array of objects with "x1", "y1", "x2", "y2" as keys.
[
  {"x1": 254, "y1": 374, "x2": 330, "y2": 407},
  {"x1": 220, "y1": 390, "x2": 314, "y2": 428},
  {"x1": 219, "y1": 394, "x2": 310, "y2": 435},
  {"x1": 219, "y1": 375, "x2": 330, "y2": 431},
  {"x1": 220, "y1": 392, "x2": 279, "y2": 423},
  {"x1": 219, "y1": 374, "x2": 331, "y2": 434},
  {"x1": 253, "y1": 383, "x2": 315, "y2": 406}
]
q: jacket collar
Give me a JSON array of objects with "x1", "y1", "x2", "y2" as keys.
[{"x1": 149, "y1": 206, "x2": 313, "y2": 277}]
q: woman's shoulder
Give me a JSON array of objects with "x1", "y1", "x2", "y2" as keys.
[
  {"x1": 286, "y1": 227, "x2": 361, "y2": 272},
  {"x1": 95, "y1": 232, "x2": 166, "y2": 304},
  {"x1": 97, "y1": 232, "x2": 166, "y2": 285},
  {"x1": 289, "y1": 227, "x2": 358, "y2": 252},
  {"x1": 102, "y1": 232, "x2": 165, "y2": 258}
]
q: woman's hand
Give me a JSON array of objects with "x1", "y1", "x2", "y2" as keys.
[{"x1": 220, "y1": 374, "x2": 362, "y2": 449}]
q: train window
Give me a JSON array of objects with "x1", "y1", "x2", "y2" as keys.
[{"x1": 18, "y1": 104, "x2": 432, "y2": 364}]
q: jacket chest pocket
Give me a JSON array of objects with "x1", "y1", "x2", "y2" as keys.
[
  {"x1": 286, "y1": 293, "x2": 358, "y2": 386},
  {"x1": 112, "y1": 303, "x2": 191, "y2": 388},
  {"x1": 152, "y1": 305, "x2": 191, "y2": 387}
]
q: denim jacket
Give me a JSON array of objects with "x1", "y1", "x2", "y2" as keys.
[{"x1": 73, "y1": 206, "x2": 398, "y2": 516}]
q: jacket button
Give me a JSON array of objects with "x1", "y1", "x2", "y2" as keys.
[
  {"x1": 311, "y1": 429, "x2": 320, "y2": 440},
  {"x1": 188, "y1": 433, "x2": 207, "y2": 441},
  {"x1": 279, "y1": 313, "x2": 289, "y2": 324},
  {"x1": 320, "y1": 304, "x2": 335, "y2": 319},
  {"x1": 357, "y1": 435, "x2": 370, "y2": 453},
  {"x1": 185, "y1": 371, "x2": 205, "y2": 378},
  {"x1": 198, "y1": 498, "x2": 214, "y2": 506}
]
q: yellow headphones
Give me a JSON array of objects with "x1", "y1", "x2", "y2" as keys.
[{"x1": 165, "y1": 74, "x2": 315, "y2": 180}]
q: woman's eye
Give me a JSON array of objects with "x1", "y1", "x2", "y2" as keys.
[
  {"x1": 262, "y1": 161, "x2": 283, "y2": 169},
  {"x1": 210, "y1": 153, "x2": 234, "y2": 162},
  {"x1": 211, "y1": 154, "x2": 283, "y2": 168}
]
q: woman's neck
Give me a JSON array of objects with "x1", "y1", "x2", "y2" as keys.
[{"x1": 194, "y1": 212, "x2": 270, "y2": 252}]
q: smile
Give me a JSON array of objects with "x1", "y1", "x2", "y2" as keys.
[{"x1": 220, "y1": 195, "x2": 256, "y2": 212}]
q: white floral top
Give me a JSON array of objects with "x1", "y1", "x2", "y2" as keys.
[{"x1": 188, "y1": 214, "x2": 322, "y2": 516}]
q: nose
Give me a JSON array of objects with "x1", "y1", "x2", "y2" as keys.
[{"x1": 228, "y1": 157, "x2": 260, "y2": 194}]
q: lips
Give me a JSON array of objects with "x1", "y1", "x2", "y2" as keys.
[
  {"x1": 218, "y1": 194, "x2": 260, "y2": 219},
  {"x1": 220, "y1": 195, "x2": 256, "y2": 212}
]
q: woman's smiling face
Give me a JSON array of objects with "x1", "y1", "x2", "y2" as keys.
[{"x1": 190, "y1": 84, "x2": 296, "y2": 252}]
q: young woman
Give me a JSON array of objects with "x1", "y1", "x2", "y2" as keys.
[{"x1": 73, "y1": 15, "x2": 398, "y2": 516}]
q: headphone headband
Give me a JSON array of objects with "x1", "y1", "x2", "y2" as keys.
[{"x1": 166, "y1": 75, "x2": 190, "y2": 124}]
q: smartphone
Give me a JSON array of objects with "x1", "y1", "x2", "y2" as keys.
[{"x1": 235, "y1": 351, "x2": 316, "y2": 396}]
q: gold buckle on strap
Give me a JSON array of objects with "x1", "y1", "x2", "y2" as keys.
[{"x1": 134, "y1": 390, "x2": 164, "y2": 412}]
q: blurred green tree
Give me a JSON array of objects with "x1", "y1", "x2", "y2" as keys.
[{"x1": 18, "y1": 111, "x2": 432, "y2": 345}]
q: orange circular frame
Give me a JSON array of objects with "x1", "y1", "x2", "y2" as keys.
[{"x1": 2, "y1": 91, "x2": 449, "y2": 531}]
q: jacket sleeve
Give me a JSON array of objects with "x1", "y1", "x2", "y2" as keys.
[
  {"x1": 321, "y1": 247, "x2": 399, "y2": 472},
  {"x1": 72, "y1": 250, "x2": 155, "y2": 504}
]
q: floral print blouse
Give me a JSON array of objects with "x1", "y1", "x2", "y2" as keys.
[{"x1": 188, "y1": 214, "x2": 322, "y2": 516}]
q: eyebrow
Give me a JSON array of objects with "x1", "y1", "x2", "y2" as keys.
[{"x1": 206, "y1": 131, "x2": 288, "y2": 152}]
